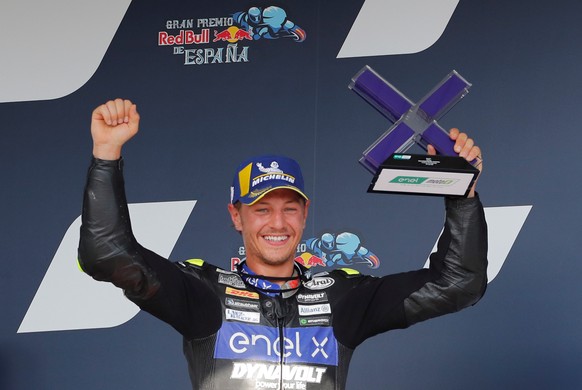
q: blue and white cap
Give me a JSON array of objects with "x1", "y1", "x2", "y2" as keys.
[{"x1": 230, "y1": 154, "x2": 308, "y2": 205}]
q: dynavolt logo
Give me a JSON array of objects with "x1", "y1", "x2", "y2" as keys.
[{"x1": 230, "y1": 362, "x2": 327, "y2": 384}]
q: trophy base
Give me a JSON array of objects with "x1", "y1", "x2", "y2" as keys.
[{"x1": 368, "y1": 153, "x2": 479, "y2": 197}]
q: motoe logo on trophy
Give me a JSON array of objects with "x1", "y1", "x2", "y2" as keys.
[{"x1": 158, "y1": 6, "x2": 306, "y2": 65}]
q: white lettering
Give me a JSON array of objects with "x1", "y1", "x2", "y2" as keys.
[
  {"x1": 225, "y1": 309, "x2": 260, "y2": 323},
  {"x1": 231, "y1": 363, "x2": 327, "y2": 384},
  {"x1": 253, "y1": 334, "x2": 272, "y2": 356},
  {"x1": 229, "y1": 331, "x2": 303, "y2": 357},
  {"x1": 166, "y1": 19, "x2": 194, "y2": 29},
  {"x1": 184, "y1": 45, "x2": 249, "y2": 65},
  {"x1": 252, "y1": 173, "x2": 295, "y2": 186},
  {"x1": 298, "y1": 304, "x2": 331, "y2": 316},
  {"x1": 197, "y1": 17, "x2": 233, "y2": 28},
  {"x1": 230, "y1": 332, "x2": 250, "y2": 353},
  {"x1": 304, "y1": 277, "x2": 335, "y2": 290}
]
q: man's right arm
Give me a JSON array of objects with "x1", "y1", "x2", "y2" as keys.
[
  {"x1": 78, "y1": 157, "x2": 162, "y2": 300},
  {"x1": 77, "y1": 99, "x2": 222, "y2": 338}
]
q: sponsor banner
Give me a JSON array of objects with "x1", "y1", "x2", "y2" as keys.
[{"x1": 215, "y1": 322, "x2": 338, "y2": 366}]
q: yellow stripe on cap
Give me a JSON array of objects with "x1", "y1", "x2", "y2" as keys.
[{"x1": 238, "y1": 162, "x2": 253, "y2": 197}]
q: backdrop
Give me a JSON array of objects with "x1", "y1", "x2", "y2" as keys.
[{"x1": 1, "y1": 1, "x2": 580, "y2": 389}]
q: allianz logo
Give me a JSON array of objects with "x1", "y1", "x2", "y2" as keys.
[{"x1": 298, "y1": 304, "x2": 331, "y2": 316}]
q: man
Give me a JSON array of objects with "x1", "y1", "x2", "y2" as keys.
[{"x1": 78, "y1": 98, "x2": 487, "y2": 389}]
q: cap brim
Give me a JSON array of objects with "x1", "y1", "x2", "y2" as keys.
[{"x1": 241, "y1": 186, "x2": 309, "y2": 205}]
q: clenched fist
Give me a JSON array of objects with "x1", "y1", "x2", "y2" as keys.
[{"x1": 91, "y1": 98, "x2": 140, "y2": 160}]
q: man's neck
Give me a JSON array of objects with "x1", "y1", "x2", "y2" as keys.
[{"x1": 244, "y1": 259, "x2": 296, "y2": 286}]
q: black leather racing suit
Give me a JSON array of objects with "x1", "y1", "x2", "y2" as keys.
[{"x1": 78, "y1": 158, "x2": 488, "y2": 390}]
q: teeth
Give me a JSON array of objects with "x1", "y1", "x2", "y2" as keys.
[{"x1": 264, "y1": 235, "x2": 288, "y2": 242}]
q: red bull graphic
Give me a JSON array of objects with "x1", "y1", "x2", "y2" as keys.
[
  {"x1": 295, "y1": 252, "x2": 326, "y2": 268},
  {"x1": 234, "y1": 29, "x2": 253, "y2": 41},
  {"x1": 213, "y1": 28, "x2": 233, "y2": 42},
  {"x1": 213, "y1": 26, "x2": 253, "y2": 43}
]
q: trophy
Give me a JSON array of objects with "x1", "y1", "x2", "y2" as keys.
[{"x1": 349, "y1": 66, "x2": 480, "y2": 197}]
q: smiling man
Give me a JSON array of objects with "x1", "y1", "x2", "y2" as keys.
[
  {"x1": 78, "y1": 98, "x2": 487, "y2": 390},
  {"x1": 228, "y1": 156, "x2": 310, "y2": 277}
]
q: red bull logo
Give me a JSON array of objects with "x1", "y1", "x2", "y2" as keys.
[
  {"x1": 213, "y1": 26, "x2": 253, "y2": 43},
  {"x1": 158, "y1": 29, "x2": 210, "y2": 45},
  {"x1": 295, "y1": 253, "x2": 326, "y2": 268}
]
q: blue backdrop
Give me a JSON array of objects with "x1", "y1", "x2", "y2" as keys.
[{"x1": 1, "y1": 1, "x2": 581, "y2": 389}]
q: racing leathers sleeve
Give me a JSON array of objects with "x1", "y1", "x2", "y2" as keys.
[
  {"x1": 77, "y1": 158, "x2": 221, "y2": 339},
  {"x1": 332, "y1": 195, "x2": 488, "y2": 349},
  {"x1": 403, "y1": 196, "x2": 488, "y2": 323}
]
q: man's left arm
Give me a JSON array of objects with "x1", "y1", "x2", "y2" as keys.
[
  {"x1": 404, "y1": 128, "x2": 487, "y2": 324},
  {"x1": 332, "y1": 130, "x2": 487, "y2": 348},
  {"x1": 402, "y1": 194, "x2": 488, "y2": 325}
]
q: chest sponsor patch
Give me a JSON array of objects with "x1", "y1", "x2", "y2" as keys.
[
  {"x1": 225, "y1": 308, "x2": 261, "y2": 324},
  {"x1": 218, "y1": 273, "x2": 246, "y2": 288},
  {"x1": 215, "y1": 322, "x2": 338, "y2": 366},
  {"x1": 296, "y1": 292, "x2": 328, "y2": 304},
  {"x1": 299, "y1": 316, "x2": 330, "y2": 327},
  {"x1": 298, "y1": 304, "x2": 331, "y2": 316},
  {"x1": 225, "y1": 287, "x2": 259, "y2": 299},
  {"x1": 225, "y1": 297, "x2": 260, "y2": 311},
  {"x1": 303, "y1": 276, "x2": 334, "y2": 290}
]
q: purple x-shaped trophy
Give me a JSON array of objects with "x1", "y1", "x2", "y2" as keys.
[{"x1": 349, "y1": 66, "x2": 479, "y2": 197}]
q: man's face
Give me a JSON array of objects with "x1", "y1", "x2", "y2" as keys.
[{"x1": 228, "y1": 189, "x2": 309, "y2": 268}]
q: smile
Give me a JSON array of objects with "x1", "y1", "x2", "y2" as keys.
[{"x1": 263, "y1": 235, "x2": 289, "y2": 242}]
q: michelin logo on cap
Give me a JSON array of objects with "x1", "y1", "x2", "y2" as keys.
[{"x1": 231, "y1": 154, "x2": 308, "y2": 205}]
